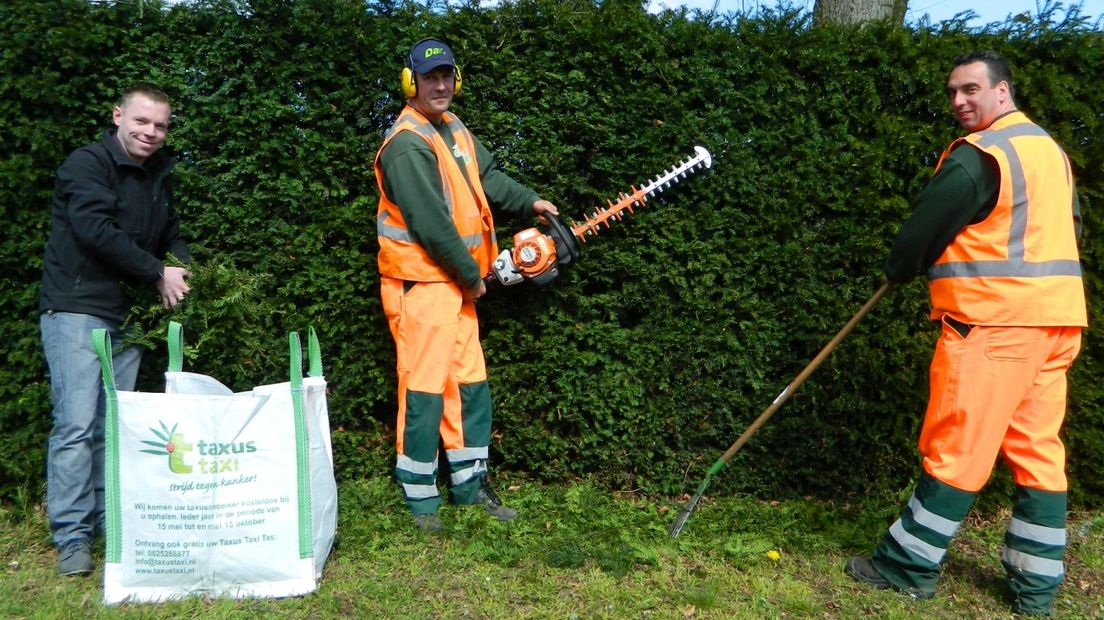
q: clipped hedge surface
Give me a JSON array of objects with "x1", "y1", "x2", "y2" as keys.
[{"x1": 2, "y1": 0, "x2": 1101, "y2": 507}]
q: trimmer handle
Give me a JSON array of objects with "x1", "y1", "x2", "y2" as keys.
[{"x1": 542, "y1": 212, "x2": 580, "y2": 269}]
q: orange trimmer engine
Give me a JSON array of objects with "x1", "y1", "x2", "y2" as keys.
[
  {"x1": 486, "y1": 145, "x2": 712, "y2": 289},
  {"x1": 510, "y1": 228, "x2": 560, "y2": 284},
  {"x1": 489, "y1": 211, "x2": 581, "y2": 288}
]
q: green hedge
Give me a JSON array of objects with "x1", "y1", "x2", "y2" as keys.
[{"x1": 2, "y1": 0, "x2": 1101, "y2": 508}]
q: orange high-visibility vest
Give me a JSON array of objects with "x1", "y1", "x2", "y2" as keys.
[
  {"x1": 927, "y1": 112, "x2": 1086, "y2": 326},
  {"x1": 375, "y1": 106, "x2": 497, "y2": 282}
]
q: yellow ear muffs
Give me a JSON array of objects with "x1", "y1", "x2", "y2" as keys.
[
  {"x1": 452, "y1": 66, "x2": 462, "y2": 95},
  {"x1": 401, "y1": 66, "x2": 417, "y2": 98}
]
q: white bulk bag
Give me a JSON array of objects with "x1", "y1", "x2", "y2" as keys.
[{"x1": 94, "y1": 322, "x2": 337, "y2": 604}]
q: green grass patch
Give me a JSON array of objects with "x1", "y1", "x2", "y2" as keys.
[{"x1": 1, "y1": 477, "x2": 1101, "y2": 618}]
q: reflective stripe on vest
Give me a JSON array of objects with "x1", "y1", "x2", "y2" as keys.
[
  {"x1": 376, "y1": 210, "x2": 489, "y2": 251},
  {"x1": 926, "y1": 112, "x2": 1086, "y2": 326}
]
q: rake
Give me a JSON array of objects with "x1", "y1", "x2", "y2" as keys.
[{"x1": 668, "y1": 279, "x2": 892, "y2": 538}]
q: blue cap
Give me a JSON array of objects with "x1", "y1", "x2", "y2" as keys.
[{"x1": 410, "y1": 39, "x2": 456, "y2": 74}]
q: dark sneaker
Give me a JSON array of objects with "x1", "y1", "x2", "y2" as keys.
[
  {"x1": 57, "y1": 539, "x2": 93, "y2": 576},
  {"x1": 845, "y1": 556, "x2": 893, "y2": 590},
  {"x1": 476, "y1": 480, "x2": 518, "y2": 522},
  {"x1": 413, "y1": 514, "x2": 443, "y2": 533}
]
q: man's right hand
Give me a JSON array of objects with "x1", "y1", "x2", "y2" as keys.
[
  {"x1": 464, "y1": 279, "x2": 487, "y2": 301},
  {"x1": 156, "y1": 265, "x2": 192, "y2": 309}
]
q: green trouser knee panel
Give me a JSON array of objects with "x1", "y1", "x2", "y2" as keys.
[
  {"x1": 447, "y1": 381, "x2": 492, "y2": 505},
  {"x1": 1003, "y1": 486, "x2": 1067, "y2": 615},
  {"x1": 459, "y1": 381, "x2": 492, "y2": 447},
  {"x1": 873, "y1": 472, "x2": 977, "y2": 596},
  {"x1": 396, "y1": 391, "x2": 445, "y2": 515}
]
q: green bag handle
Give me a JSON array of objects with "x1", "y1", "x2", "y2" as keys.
[
  {"x1": 287, "y1": 327, "x2": 322, "y2": 559},
  {"x1": 91, "y1": 328, "x2": 123, "y2": 562},
  {"x1": 168, "y1": 320, "x2": 184, "y2": 372},
  {"x1": 289, "y1": 328, "x2": 324, "y2": 383},
  {"x1": 289, "y1": 331, "x2": 303, "y2": 390},
  {"x1": 91, "y1": 328, "x2": 117, "y2": 394},
  {"x1": 288, "y1": 330, "x2": 311, "y2": 558},
  {"x1": 307, "y1": 326, "x2": 323, "y2": 378},
  {"x1": 168, "y1": 321, "x2": 320, "y2": 377}
]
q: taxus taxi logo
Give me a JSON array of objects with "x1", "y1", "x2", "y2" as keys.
[
  {"x1": 140, "y1": 421, "x2": 257, "y2": 474},
  {"x1": 140, "y1": 421, "x2": 194, "y2": 474}
]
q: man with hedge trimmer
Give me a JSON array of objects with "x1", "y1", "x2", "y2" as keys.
[
  {"x1": 845, "y1": 51, "x2": 1086, "y2": 617},
  {"x1": 374, "y1": 38, "x2": 559, "y2": 533}
]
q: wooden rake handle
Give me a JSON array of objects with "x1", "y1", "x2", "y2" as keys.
[{"x1": 717, "y1": 279, "x2": 893, "y2": 464}]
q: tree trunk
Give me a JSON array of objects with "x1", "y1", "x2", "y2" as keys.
[{"x1": 814, "y1": 0, "x2": 907, "y2": 25}]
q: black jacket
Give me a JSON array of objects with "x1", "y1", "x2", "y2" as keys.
[{"x1": 39, "y1": 129, "x2": 190, "y2": 323}]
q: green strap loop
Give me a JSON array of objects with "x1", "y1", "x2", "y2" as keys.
[
  {"x1": 168, "y1": 321, "x2": 184, "y2": 372},
  {"x1": 289, "y1": 331, "x2": 303, "y2": 390},
  {"x1": 91, "y1": 328, "x2": 116, "y2": 393},
  {"x1": 287, "y1": 331, "x2": 312, "y2": 558},
  {"x1": 92, "y1": 328, "x2": 123, "y2": 562},
  {"x1": 308, "y1": 326, "x2": 323, "y2": 378}
]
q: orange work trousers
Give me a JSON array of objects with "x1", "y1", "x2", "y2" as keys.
[
  {"x1": 919, "y1": 317, "x2": 1082, "y2": 493},
  {"x1": 380, "y1": 277, "x2": 489, "y2": 459}
]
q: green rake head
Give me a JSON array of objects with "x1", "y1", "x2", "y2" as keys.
[{"x1": 668, "y1": 458, "x2": 726, "y2": 538}]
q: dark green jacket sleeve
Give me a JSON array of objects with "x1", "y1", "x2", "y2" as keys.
[
  {"x1": 379, "y1": 131, "x2": 481, "y2": 288},
  {"x1": 884, "y1": 144, "x2": 1000, "y2": 283}
]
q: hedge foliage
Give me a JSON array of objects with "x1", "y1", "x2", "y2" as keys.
[{"x1": 2, "y1": 0, "x2": 1102, "y2": 507}]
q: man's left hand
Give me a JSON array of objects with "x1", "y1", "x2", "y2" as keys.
[
  {"x1": 157, "y1": 265, "x2": 192, "y2": 309},
  {"x1": 533, "y1": 199, "x2": 559, "y2": 218}
]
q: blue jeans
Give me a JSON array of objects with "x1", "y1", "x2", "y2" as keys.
[{"x1": 40, "y1": 311, "x2": 142, "y2": 547}]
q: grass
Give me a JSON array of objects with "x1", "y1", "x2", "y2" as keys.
[{"x1": 1, "y1": 476, "x2": 1101, "y2": 619}]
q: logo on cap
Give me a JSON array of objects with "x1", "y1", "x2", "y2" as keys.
[{"x1": 410, "y1": 38, "x2": 455, "y2": 74}]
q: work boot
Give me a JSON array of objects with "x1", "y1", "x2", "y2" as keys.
[
  {"x1": 846, "y1": 556, "x2": 936, "y2": 600},
  {"x1": 57, "y1": 539, "x2": 93, "y2": 576},
  {"x1": 413, "y1": 514, "x2": 443, "y2": 533},
  {"x1": 476, "y1": 479, "x2": 518, "y2": 522},
  {"x1": 845, "y1": 556, "x2": 893, "y2": 590}
]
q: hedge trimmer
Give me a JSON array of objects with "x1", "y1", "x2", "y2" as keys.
[{"x1": 486, "y1": 145, "x2": 713, "y2": 288}]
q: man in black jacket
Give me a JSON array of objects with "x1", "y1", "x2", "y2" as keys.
[{"x1": 39, "y1": 83, "x2": 192, "y2": 575}]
